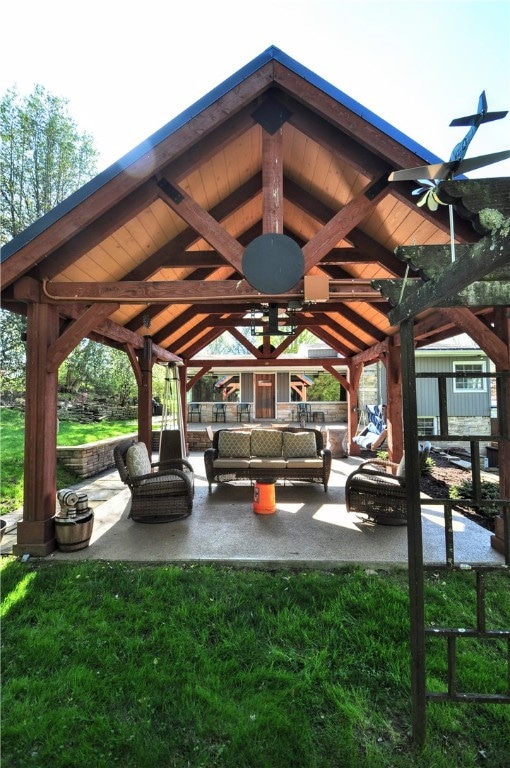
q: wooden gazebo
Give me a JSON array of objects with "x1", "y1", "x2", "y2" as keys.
[{"x1": 1, "y1": 46, "x2": 508, "y2": 556}]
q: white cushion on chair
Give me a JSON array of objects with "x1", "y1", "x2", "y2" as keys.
[{"x1": 126, "y1": 443, "x2": 152, "y2": 478}]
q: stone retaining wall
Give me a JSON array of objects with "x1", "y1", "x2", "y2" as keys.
[
  {"x1": 57, "y1": 433, "x2": 139, "y2": 478},
  {"x1": 57, "y1": 430, "x2": 213, "y2": 478}
]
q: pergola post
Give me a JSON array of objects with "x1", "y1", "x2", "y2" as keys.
[
  {"x1": 14, "y1": 303, "x2": 60, "y2": 556},
  {"x1": 383, "y1": 337, "x2": 404, "y2": 462},
  {"x1": 346, "y1": 363, "x2": 362, "y2": 456},
  {"x1": 491, "y1": 307, "x2": 510, "y2": 555}
]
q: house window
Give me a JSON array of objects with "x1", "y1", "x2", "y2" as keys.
[
  {"x1": 453, "y1": 361, "x2": 486, "y2": 392},
  {"x1": 189, "y1": 374, "x2": 240, "y2": 402},
  {"x1": 417, "y1": 417, "x2": 435, "y2": 436}
]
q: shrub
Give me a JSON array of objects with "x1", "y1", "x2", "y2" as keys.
[{"x1": 449, "y1": 478, "x2": 501, "y2": 518}]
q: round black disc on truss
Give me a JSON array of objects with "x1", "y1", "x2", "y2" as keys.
[{"x1": 242, "y1": 234, "x2": 304, "y2": 294}]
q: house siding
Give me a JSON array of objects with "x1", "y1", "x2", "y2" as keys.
[
  {"x1": 277, "y1": 372, "x2": 289, "y2": 401},
  {"x1": 380, "y1": 354, "x2": 490, "y2": 417},
  {"x1": 241, "y1": 372, "x2": 254, "y2": 401},
  {"x1": 415, "y1": 356, "x2": 490, "y2": 417}
]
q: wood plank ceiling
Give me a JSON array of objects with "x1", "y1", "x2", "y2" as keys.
[{"x1": 2, "y1": 46, "x2": 491, "y2": 368}]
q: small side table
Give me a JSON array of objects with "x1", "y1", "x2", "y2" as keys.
[{"x1": 312, "y1": 411, "x2": 325, "y2": 423}]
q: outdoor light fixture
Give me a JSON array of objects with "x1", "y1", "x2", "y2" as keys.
[{"x1": 250, "y1": 303, "x2": 298, "y2": 337}]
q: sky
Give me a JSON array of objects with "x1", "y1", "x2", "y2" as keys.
[{"x1": 1, "y1": 0, "x2": 509, "y2": 178}]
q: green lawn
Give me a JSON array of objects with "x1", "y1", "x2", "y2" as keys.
[
  {"x1": 1, "y1": 560, "x2": 509, "y2": 768},
  {"x1": 0, "y1": 407, "x2": 138, "y2": 514}
]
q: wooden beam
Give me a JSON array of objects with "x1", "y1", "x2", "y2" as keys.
[
  {"x1": 285, "y1": 178, "x2": 411, "y2": 278},
  {"x1": 322, "y1": 362, "x2": 350, "y2": 392},
  {"x1": 125, "y1": 343, "x2": 142, "y2": 387},
  {"x1": 157, "y1": 177, "x2": 244, "y2": 272},
  {"x1": 388, "y1": 226, "x2": 510, "y2": 324},
  {"x1": 351, "y1": 339, "x2": 389, "y2": 367},
  {"x1": 439, "y1": 178, "x2": 510, "y2": 229},
  {"x1": 374, "y1": 278, "x2": 510, "y2": 307},
  {"x1": 287, "y1": 99, "x2": 389, "y2": 178},
  {"x1": 396, "y1": 243, "x2": 510, "y2": 281},
  {"x1": 227, "y1": 327, "x2": 263, "y2": 357},
  {"x1": 302, "y1": 176, "x2": 390, "y2": 272},
  {"x1": 189, "y1": 357, "x2": 348, "y2": 368},
  {"x1": 436, "y1": 308, "x2": 509, "y2": 368},
  {"x1": 186, "y1": 366, "x2": 213, "y2": 390},
  {"x1": 42, "y1": 278, "x2": 382, "y2": 303},
  {"x1": 262, "y1": 129, "x2": 284, "y2": 234},
  {"x1": 46, "y1": 304, "x2": 119, "y2": 372}
]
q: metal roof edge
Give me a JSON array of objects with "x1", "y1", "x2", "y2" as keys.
[
  {"x1": 1, "y1": 44, "x2": 444, "y2": 264},
  {"x1": 270, "y1": 47, "x2": 444, "y2": 167},
  {"x1": 1, "y1": 47, "x2": 277, "y2": 263}
]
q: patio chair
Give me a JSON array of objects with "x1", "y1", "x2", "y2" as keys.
[
  {"x1": 297, "y1": 402, "x2": 312, "y2": 424},
  {"x1": 212, "y1": 403, "x2": 227, "y2": 422},
  {"x1": 188, "y1": 402, "x2": 202, "y2": 422},
  {"x1": 345, "y1": 441, "x2": 431, "y2": 525},
  {"x1": 353, "y1": 404, "x2": 387, "y2": 449},
  {"x1": 114, "y1": 438, "x2": 194, "y2": 523},
  {"x1": 237, "y1": 403, "x2": 251, "y2": 422}
]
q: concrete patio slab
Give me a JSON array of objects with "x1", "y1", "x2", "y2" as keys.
[{"x1": 3, "y1": 453, "x2": 501, "y2": 569}]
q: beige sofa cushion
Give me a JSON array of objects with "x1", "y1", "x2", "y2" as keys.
[
  {"x1": 214, "y1": 458, "x2": 251, "y2": 470},
  {"x1": 285, "y1": 458, "x2": 323, "y2": 469},
  {"x1": 282, "y1": 431, "x2": 317, "y2": 459},
  {"x1": 249, "y1": 458, "x2": 287, "y2": 470},
  {"x1": 218, "y1": 431, "x2": 251, "y2": 458},
  {"x1": 250, "y1": 429, "x2": 283, "y2": 457}
]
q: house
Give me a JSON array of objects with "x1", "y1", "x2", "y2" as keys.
[
  {"x1": 186, "y1": 334, "x2": 494, "y2": 447},
  {"x1": 186, "y1": 343, "x2": 349, "y2": 424}
]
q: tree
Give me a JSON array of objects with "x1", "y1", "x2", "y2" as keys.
[
  {"x1": 1, "y1": 84, "x2": 98, "y2": 241},
  {"x1": 1, "y1": 85, "x2": 99, "y2": 395},
  {"x1": 307, "y1": 372, "x2": 342, "y2": 401}
]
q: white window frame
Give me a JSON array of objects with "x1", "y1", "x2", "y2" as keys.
[
  {"x1": 417, "y1": 416, "x2": 436, "y2": 436},
  {"x1": 453, "y1": 360, "x2": 487, "y2": 393}
]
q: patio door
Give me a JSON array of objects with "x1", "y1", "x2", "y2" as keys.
[{"x1": 254, "y1": 374, "x2": 275, "y2": 420}]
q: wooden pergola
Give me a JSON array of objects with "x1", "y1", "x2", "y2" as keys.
[{"x1": 1, "y1": 46, "x2": 508, "y2": 556}]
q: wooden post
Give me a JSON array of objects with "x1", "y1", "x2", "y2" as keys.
[
  {"x1": 346, "y1": 363, "x2": 362, "y2": 456},
  {"x1": 383, "y1": 337, "x2": 404, "y2": 462},
  {"x1": 15, "y1": 303, "x2": 60, "y2": 556},
  {"x1": 491, "y1": 307, "x2": 510, "y2": 556}
]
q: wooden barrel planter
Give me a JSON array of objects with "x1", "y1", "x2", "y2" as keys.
[
  {"x1": 54, "y1": 510, "x2": 94, "y2": 552},
  {"x1": 54, "y1": 490, "x2": 94, "y2": 551}
]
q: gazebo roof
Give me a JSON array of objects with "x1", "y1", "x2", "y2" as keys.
[{"x1": 1, "y1": 45, "x2": 501, "y2": 367}]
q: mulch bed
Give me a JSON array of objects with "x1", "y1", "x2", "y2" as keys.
[{"x1": 360, "y1": 449, "x2": 499, "y2": 532}]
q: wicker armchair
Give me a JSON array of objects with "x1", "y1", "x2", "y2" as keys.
[
  {"x1": 345, "y1": 442, "x2": 431, "y2": 525},
  {"x1": 114, "y1": 439, "x2": 194, "y2": 523}
]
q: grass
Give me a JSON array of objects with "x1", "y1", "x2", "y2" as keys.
[
  {"x1": 1, "y1": 560, "x2": 509, "y2": 768},
  {"x1": 0, "y1": 407, "x2": 138, "y2": 514}
]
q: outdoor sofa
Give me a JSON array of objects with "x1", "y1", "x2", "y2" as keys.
[{"x1": 204, "y1": 427, "x2": 332, "y2": 492}]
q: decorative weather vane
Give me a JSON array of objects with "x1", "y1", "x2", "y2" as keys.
[{"x1": 389, "y1": 91, "x2": 510, "y2": 211}]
